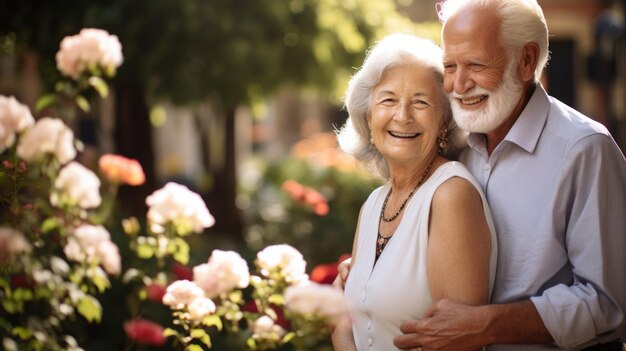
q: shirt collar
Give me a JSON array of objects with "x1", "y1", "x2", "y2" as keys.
[{"x1": 466, "y1": 84, "x2": 550, "y2": 154}]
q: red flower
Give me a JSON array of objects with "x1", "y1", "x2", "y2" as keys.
[
  {"x1": 124, "y1": 319, "x2": 166, "y2": 346},
  {"x1": 10, "y1": 275, "x2": 35, "y2": 289},
  {"x1": 313, "y1": 202, "x2": 329, "y2": 216},
  {"x1": 282, "y1": 180, "x2": 305, "y2": 200},
  {"x1": 282, "y1": 180, "x2": 329, "y2": 216},
  {"x1": 310, "y1": 263, "x2": 338, "y2": 285},
  {"x1": 145, "y1": 283, "x2": 166, "y2": 303},
  {"x1": 171, "y1": 263, "x2": 193, "y2": 281},
  {"x1": 98, "y1": 154, "x2": 145, "y2": 186},
  {"x1": 310, "y1": 254, "x2": 351, "y2": 285}
]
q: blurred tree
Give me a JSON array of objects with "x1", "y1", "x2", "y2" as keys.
[{"x1": 0, "y1": 0, "x2": 438, "y2": 240}]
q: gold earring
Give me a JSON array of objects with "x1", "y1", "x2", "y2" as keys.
[
  {"x1": 368, "y1": 122, "x2": 374, "y2": 145},
  {"x1": 437, "y1": 128, "x2": 448, "y2": 153}
]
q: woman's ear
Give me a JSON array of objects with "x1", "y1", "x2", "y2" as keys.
[{"x1": 518, "y1": 42, "x2": 539, "y2": 82}]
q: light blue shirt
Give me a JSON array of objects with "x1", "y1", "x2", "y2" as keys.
[{"x1": 460, "y1": 84, "x2": 626, "y2": 350}]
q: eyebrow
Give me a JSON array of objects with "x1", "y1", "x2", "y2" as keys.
[{"x1": 375, "y1": 90, "x2": 429, "y2": 97}]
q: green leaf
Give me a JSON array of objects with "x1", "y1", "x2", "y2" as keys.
[
  {"x1": 75, "y1": 95, "x2": 90, "y2": 113},
  {"x1": 121, "y1": 268, "x2": 142, "y2": 283},
  {"x1": 35, "y1": 94, "x2": 57, "y2": 112},
  {"x1": 136, "y1": 243, "x2": 154, "y2": 259},
  {"x1": 13, "y1": 288, "x2": 33, "y2": 301},
  {"x1": 186, "y1": 345, "x2": 204, "y2": 351},
  {"x1": 2, "y1": 300, "x2": 20, "y2": 314},
  {"x1": 171, "y1": 238, "x2": 190, "y2": 265},
  {"x1": 201, "y1": 315, "x2": 222, "y2": 331},
  {"x1": 77, "y1": 295, "x2": 102, "y2": 323},
  {"x1": 163, "y1": 327, "x2": 178, "y2": 338},
  {"x1": 41, "y1": 217, "x2": 60, "y2": 233},
  {"x1": 12, "y1": 326, "x2": 32, "y2": 340},
  {"x1": 246, "y1": 338, "x2": 257, "y2": 349},
  {"x1": 88, "y1": 76, "x2": 109, "y2": 98},
  {"x1": 267, "y1": 294, "x2": 284, "y2": 305},
  {"x1": 0, "y1": 277, "x2": 10, "y2": 291},
  {"x1": 282, "y1": 331, "x2": 296, "y2": 343},
  {"x1": 91, "y1": 269, "x2": 111, "y2": 293},
  {"x1": 190, "y1": 328, "x2": 210, "y2": 347}
]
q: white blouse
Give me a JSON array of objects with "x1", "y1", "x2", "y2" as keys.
[{"x1": 344, "y1": 161, "x2": 498, "y2": 350}]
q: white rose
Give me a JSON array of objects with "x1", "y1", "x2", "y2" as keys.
[
  {"x1": 52, "y1": 161, "x2": 101, "y2": 209},
  {"x1": 284, "y1": 282, "x2": 348, "y2": 325},
  {"x1": 65, "y1": 225, "x2": 116, "y2": 269},
  {"x1": 162, "y1": 280, "x2": 205, "y2": 309},
  {"x1": 0, "y1": 95, "x2": 34, "y2": 152},
  {"x1": 256, "y1": 244, "x2": 308, "y2": 283},
  {"x1": 251, "y1": 315, "x2": 285, "y2": 338},
  {"x1": 145, "y1": 182, "x2": 215, "y2": 235},
  {"x1": 63, "y1": 237, "x2": 85, "y2": 262},
  {"x1": 193, "y1": 250, "x2": 250, "y2": 298},
  {"x1": 17, "y1": 117, "x2": 76, "y2": 164},
  {"x1": 187, "y1": 297, "x2": 216, "y2": 321},
  {"x1": 56, "y1": 28, "x2": 123, "y2": 79},
  {"x1": 97, "y1": 240, "x2": 121, "y2": 275},
  {"x1": 0, "y1": 227, "x2": 31, "y2": 255}
]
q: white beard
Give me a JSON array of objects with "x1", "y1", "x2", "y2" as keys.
[{"x1": 450, "y1": 60, "x2": 523, "y2": 133}]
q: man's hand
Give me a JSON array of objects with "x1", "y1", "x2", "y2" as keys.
[
  {"x1": 332, "y1": 257, "x2": 351, "y2": 290},
  {"x1": 393, "y1": 299, "x2": 488, "y2": 351}
]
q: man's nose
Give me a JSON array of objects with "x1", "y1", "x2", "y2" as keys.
[{"x1": 453, "y1": 67, "x2": 474, "y2": 94}]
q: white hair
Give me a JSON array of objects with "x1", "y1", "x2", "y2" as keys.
[
  {"x1": 437, "y1": 0, "x2": 550, "y2": 82},
  {"x1": 336, "y1": 33, "x2": 466, "y2": 180}
]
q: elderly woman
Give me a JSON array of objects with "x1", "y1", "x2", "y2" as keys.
[{"x1": 331, "y1": 33, "x2": 498, "y2": 351}]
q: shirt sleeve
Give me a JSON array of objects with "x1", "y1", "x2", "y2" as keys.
[{"x1": 530, "y1": 133, "x2": 626, "y2": 349}]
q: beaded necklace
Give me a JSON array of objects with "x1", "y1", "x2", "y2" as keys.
[
  {"x1": 380, "y1": 158, "x2": 435, "y2": 222},
  {"x1": 375, "y1": 157, "x2": 436, "y2": 260}
]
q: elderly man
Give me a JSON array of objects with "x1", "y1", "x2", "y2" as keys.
[
  {"x1": 389, "y1": 0, "x2": 626, "y2": 350},
  {"x1": 333, "y1": 0, "x2": 626, "y2": 350}
]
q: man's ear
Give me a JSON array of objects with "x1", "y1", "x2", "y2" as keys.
[{"x1": 518, "y1": 42, "x2": 540, "y2": 82}]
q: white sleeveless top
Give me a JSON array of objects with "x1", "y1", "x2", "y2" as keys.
[{"x1": 344, "y1": 161, "x2": 498, "y2": 351}]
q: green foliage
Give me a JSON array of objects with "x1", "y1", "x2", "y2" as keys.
[
  {"x1": 242, "y1": 152, "x2": 380, "y2": 268},
  {"x1": 0, "y1": 0, "x2": 433, "y2": 109}
]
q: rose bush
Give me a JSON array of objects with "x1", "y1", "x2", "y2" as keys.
[{"x1": 1, "y1": 28, "x2": 350, "y2": 351}]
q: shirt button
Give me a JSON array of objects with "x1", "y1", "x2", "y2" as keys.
[
  {"x1": 367, "y1": 321, "x2": 372, "y2": 330},
  {"x1": 368, "y1": 337, "x2": 373, "y2": 346}
]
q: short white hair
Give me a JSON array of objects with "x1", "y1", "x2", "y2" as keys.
[
  {"x1": 336, "y1": 33, "x2": 466, "y2": 180},
  {"x1": 438, "y1": 0, "x2": 549, "y2": 82}
]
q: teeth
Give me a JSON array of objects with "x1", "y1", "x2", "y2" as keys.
[
  {"x1": 389, "y1": 131, "x2": 419, "y2": 138},
  {"x1": 461, "y1": 96, "x2": 485, "y2": 105}
]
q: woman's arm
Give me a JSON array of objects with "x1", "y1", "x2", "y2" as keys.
[
  {"x1": 331, "y1": 322, "x2": 358, "y2": 351},
  {"x1": 427, "y1": 176, "x2": 492, "y2": 306},
  {"x1": 331, "y1": 205, "x2": 363, "y2": 350}
]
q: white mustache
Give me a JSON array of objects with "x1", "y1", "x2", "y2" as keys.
[{"x1": 449, "y1": 86, "x2": 491, "y2": 100}]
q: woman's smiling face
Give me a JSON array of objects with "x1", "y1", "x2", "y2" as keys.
[{"x1": 369, "y1": 63, "x2": 444, "y2": 166}]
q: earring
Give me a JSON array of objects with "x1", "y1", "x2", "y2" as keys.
[
  {"x1": 368, "y1": 122, "x2": 374, "y2": 145},
  {"x1": 437, "y1": 128, "x2": 448, "y2": 153}
]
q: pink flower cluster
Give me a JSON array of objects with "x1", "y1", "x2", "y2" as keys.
[
  {"x1": 282, "y1": 180, "x2": 329, "y2": 216},
  {"x1": 56, "y1": 28, "x2": 123, "y2": 80}
]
